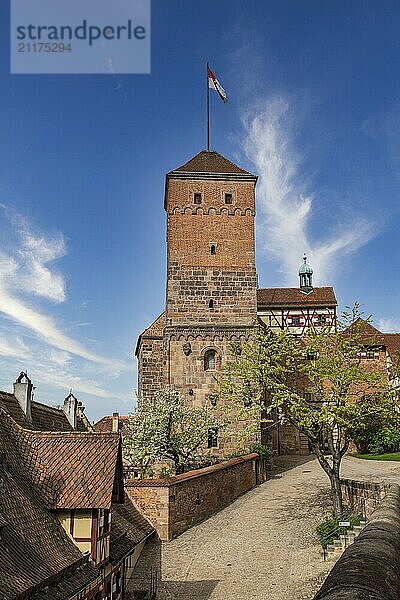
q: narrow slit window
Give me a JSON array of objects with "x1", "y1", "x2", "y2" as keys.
[
  {"x1": 194, "y1": 193, "x2": 202, "y2": 205},
  {"x1": 208, "y1": 427, "x2": 218, "y2": 448},
  {"x1": 208, "y1": 299, "x2": 214, "y2": 309},
  {"x1": 225, "y1": 193, "x2": 233, "y2": 204},
  {"x1": 210, "y1": 244, "x2": 216, "y2": 255}
]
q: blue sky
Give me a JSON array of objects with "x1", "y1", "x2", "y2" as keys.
[{"x1": 0, "y1": 0, "x2": 399, "y2": 421}]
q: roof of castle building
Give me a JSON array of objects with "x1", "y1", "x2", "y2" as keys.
[
  {"x1": 0, "y1": 411, "x2": 154, "y2": 599},
  {"x1": 383, "y1": 333, "x2": 400, "y2": 357},
  {"x1": 257, "y1": 287, "x2": 337, "y2": 307},
  {"x1": 0, "y1": 413, "x2": 99, "y2": 599},
  {"x1": 110, "y1": 494, "x2": 154, "y2": 565},
  {"x1": 1, "y1": 411, "x2": 122, "y2": 509},
  {"x1": 93, "y1": 414, "x2": 130, "y2": 433},
  {"x1": 0, "y1": 390, "x2": 88, "y2": 431},
  {"x1": 171, "y1": 150, "x2": 253, "y2": 175},
  {"x1": 135, "y1": 311, "x2": 166, "y2": 356}
]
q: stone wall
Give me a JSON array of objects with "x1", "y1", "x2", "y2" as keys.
[
  {"x1": 125, "y1": 454, "x2": 264, "y2": 541},
  {"x1": 341, "y1": 478, "x2": 391, "y2": 518},
  {"x1": 313, "y1": 485, "x2": 400, "y2": 600}
]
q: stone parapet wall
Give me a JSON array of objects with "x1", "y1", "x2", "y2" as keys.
[
  {"x1": 125, "y1": 454, "x2": 264, "y2": 541},
  {"x1": 341, "y1": 478, "x2": 391, "y2": 518},
  {"x1": 314, "y1": 484, "x2": 400, "y2": 600}
]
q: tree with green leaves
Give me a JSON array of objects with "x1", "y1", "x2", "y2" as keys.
[
  {"x1": 217, "y1": 306, "x2": 395, "y2": 517},
  {"x1": 123, "y1": 388, "x2": 224, "y2": 476}
]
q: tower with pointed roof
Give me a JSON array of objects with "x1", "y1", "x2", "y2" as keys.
[{"x1": 136, "y1": 150, "x2": 258, "y2": 456}]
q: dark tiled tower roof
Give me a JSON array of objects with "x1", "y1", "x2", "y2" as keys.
[{"x1": 172, "y1": 150, "x2": 254, "y2": 175}]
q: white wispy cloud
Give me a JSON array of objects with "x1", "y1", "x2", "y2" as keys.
[
  {"x1": 0, "y1": 206, "x2": 126, "y2": 369},
  {"x1": 377, "y1": 318, "x2": 400, "y2": 333},
  {"x1": 0, "y1": 335, "x2": 29, "y2": 359},
  {"x1": 242, "y1": 96, "x2": 376, "y2": 284}
]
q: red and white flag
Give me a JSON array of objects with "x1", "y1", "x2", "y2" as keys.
[{"x1": 207, "y1": 66, "x2": 228, "y2": 103}]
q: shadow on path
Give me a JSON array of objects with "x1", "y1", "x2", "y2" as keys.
[
  {"x1": 159, "y1": 579, "x2": 219, "y2": 600},
  {"x1": 269, "y1": 455, "x2": 315, "y2": 478}
]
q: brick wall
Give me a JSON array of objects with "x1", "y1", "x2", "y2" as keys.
[
  {"x1": 165, "y1": 178, "x2": 257, "y2": 327},
  {"x1": 126, "y1": 454, "x2": 264, "y2": 541},
  {"x1": 341, "y1": 478, "x2": 390, "y2": 518},
  {"x1": 137, "y1": 336, "x2": 164, "y2": 403}
]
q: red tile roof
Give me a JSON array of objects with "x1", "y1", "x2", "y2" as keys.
[
  {"x1": 0, "y1": 413, "x2": 99, "y2": 599},
  {"x1": 110, "y1": 494, "x2": 154, "y2": 564},
  {"x1": 1, "y1": 412, "x2": 122, "y2": 509},
  {"x1": 93, "y1": 414, "x2": 130, "y2": 433},
  {"x1": 171, "y1": 150, "x2": 253, "y2": 175},
  {"x1": 257, "y1": 287, "x2": 337, "y2": 307},
  {"x1": 0, "y1": 392, "x2": 90, "y2": 431},
  {"x1": 28, "y1": 430, "x2": 122, "y2": 509},
  {"x1": 382, "y1": 333, "x2": 400, "y2": 359}
]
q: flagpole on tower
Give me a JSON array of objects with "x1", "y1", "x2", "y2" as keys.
[{"x1": 206, "y1": 61, "x2": 210, "y2": 151}]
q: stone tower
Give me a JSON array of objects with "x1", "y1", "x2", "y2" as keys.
[{"x1": 136, "y1": 150, "x2": 258, "y2": 454}]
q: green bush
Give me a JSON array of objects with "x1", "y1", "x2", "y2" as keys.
[
  {"x1": 369, "y1": 428, "x2": 400, "y2": 454},
  {"x1": 248, "y1": 442, "x2": 271, "y2": 461},
  {"x1": 316, "y1": 513, "x2": 363, "y2": 548}
]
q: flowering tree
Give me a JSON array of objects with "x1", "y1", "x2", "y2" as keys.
[
  {"x1": 123, "y1": 388, "x2": 223, "y2": 475},
  {"x1": 217, "y1": 306, "x2": 394, "y2": 516}
]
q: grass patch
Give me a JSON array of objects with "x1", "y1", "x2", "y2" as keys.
[{"x1": 352, "y1": 452, "x2": 400, "y2": 461}]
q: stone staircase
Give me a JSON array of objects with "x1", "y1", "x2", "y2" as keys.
[{"x1": 321, "y1": 520, "x2": 367, "y2": 561}]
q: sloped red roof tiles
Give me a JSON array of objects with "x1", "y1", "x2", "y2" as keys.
[
  {"x1": 257, "y1": 287, "x2": 337, "y2": 307},
  {"x1": 0, "y1": 413, "x2": 99, "y2": 599},
  {"x1": 0, "y1": 392, "x2": 89, "y2": 431},
  {"x1": 93, "y1": 414, "x2": 130, "y2": 433}
]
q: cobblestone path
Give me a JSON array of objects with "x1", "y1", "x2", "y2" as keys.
[{"x1": 157, "y1": 455, "x2": 400, "y2": 600}]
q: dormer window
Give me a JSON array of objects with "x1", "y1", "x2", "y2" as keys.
[
  {"x1": 225, "y1": 193, "x2": 233, "y2": 204},
  {"x1": 194, "y1": 193, "x2": 202, "y2": 205}
]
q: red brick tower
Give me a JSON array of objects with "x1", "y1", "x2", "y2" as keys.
[{"x1": 136, "y1": 150, "x2": 258, "y2": 454}]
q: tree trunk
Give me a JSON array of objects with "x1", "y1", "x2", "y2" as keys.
[
  {"x1": 313, "y1": 445, "x2": 344, "y2": 518},
  {"x1": 328, "y1": 469, "x2": 344, "y2": 518}
]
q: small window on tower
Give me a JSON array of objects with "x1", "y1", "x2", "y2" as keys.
[
  {"x1": 210, "y1": 244, "x2": 216, "y2": 255},
  {"x1": 208, "y1": 428, "x2": 218, "y2": 448},
  {"x1": 204, "y1": 350, "x2": 216, "y2": 371},
  {"x1": 225, "y1": 193, "x2": 233, "y2": 204},
  {"x1": 194, "y1": 193, "x2": 202, "y2": 204},
  {"x1": 208, "y1": 299, "x2": 214, "y2": 309}
]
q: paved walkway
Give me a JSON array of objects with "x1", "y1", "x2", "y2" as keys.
[{"x1": 157, "y1": 455, "x2": 400, "y2": 600}]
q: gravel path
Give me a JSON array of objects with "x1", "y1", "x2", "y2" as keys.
[
  {"x1": 158, "y1": 457, "x2": 331, "y2": 600},
  {"x1": 157, "y1": 455, "x2": 400, "y2": 600}
]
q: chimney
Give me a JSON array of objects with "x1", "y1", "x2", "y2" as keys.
[
  {"x1": 63, "y1": 392, "x2": 78, "y2": 429},
  {"x1": 112, "y1": 412, "x2": 119, "y2": 433},
  {"x1": 13, "y1": 372, "x2": 33, "y2": 420}
]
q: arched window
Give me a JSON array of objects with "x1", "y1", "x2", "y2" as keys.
[
  {"x1": 208, "y1": 299, "x2": 214, "y2": 309},
  {"x1": 204, "y1": 349, "x2": 216, "y2": 371}
]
